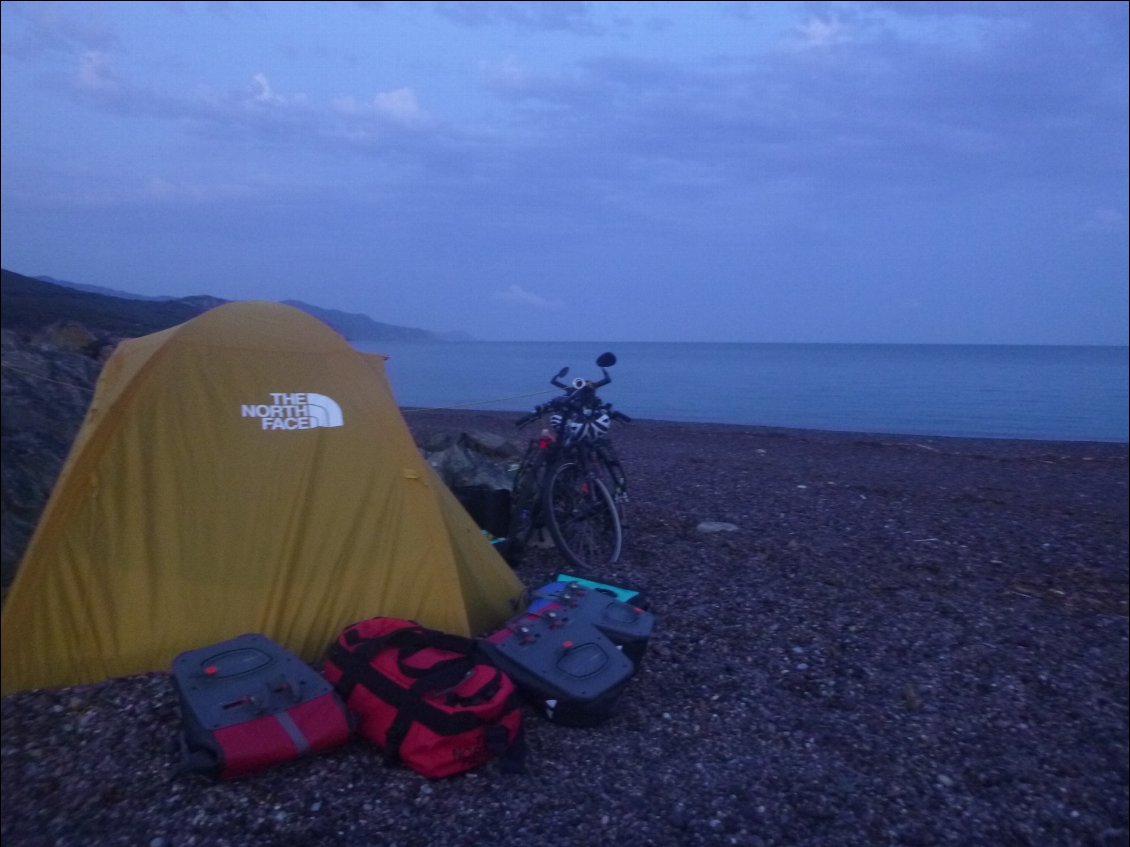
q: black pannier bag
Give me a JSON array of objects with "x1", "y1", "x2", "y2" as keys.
[
  {"x1": 452, "y1": 484, "x2": 512, "y2": 540},
  {"x1": 479, "y1": 613, "x2": 633, "y2": 727},
  {"x1": 531, "y1": 580, "x2": 655, "y2": 665},
  {"x1": 479, "y1": 579, "x2": 655, "y2": 727}
]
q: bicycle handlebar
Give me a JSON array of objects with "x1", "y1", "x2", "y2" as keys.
[{"x1": 515, "y1": 364, "x2": 630, "y2": 430}]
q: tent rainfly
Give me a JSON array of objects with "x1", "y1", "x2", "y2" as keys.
[{"x1": 1, "y1": 301, "x2": 526, "y2": 695}]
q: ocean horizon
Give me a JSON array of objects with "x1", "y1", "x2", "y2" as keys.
[{"x1": 353, "y1": 340, "x2": 1129, "y2": 444}]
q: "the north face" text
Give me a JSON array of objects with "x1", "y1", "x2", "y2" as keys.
[{"x1": 240, "y1": 392, "x2": 344, "y2": 430}]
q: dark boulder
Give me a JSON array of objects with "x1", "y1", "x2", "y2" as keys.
[{"x1": 1, "y1": 328, "x2": 104, "y2": 588}]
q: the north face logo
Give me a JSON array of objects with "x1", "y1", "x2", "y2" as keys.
[{"x1": 240, "y1": 393, "x2": 344, "y2": 430}]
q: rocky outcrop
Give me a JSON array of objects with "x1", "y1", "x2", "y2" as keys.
[
  {"x1": 1, "y1": 326, "x2": 105, "y2": 588},
  {"x1": 418, "y1": 430, "x2": 522, "y2": 491}
]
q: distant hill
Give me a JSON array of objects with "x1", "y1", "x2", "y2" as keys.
[
  {"x1": 281, "y1": 300, "x2": 438, "y2": 342},
  {"x1": 5, "y1": 270, "x2": 457, "y2": 342},
  {"x1": 34, "y1": 276, "x2": 175, "y2": 302},
  {"x1": 2, "y1": 270, "x2": 210, "y2": 338}
]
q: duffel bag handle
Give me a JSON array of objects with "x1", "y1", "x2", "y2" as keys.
[
  {"x1": 344, "y1": 622, "x2": 480, "y2": 684},
  {"x1": 343, "y1": 621, "x2": 474, "y2": 659},
  {"x1": 332, "y1": 619, "x2": 500, "y2": 705},
  {"x1": 385, "y1": 630, "x2": 483, "y2": 695},
  {"x1": 403, "y1": 655, "x2": 475, "y2": 692}
]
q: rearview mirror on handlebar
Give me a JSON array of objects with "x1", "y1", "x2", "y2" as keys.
[
  {"x1": 550, "y1": 366, "x2": 571, "y2": 390},
  {"x1": 596, "y1": 352, "x2": 616, "y2": 368}
]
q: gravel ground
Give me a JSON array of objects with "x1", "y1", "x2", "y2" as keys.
[{"x1": 2, "y1": 410, "x2": 1127, "y2": 847}]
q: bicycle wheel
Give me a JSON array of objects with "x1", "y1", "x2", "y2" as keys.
[{"x1": 542, "y1": 459, "x2": 622, "y2": 571}]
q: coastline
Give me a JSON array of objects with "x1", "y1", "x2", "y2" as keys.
[
  {"x1": 2, "y1": 411, "x2": 1127, "y2": 846},
  {"x1": 370, "y1": 339, "x2": 1130, "y2": 444}
]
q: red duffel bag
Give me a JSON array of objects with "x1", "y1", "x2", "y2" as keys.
[{"x1": 323, "y1": 618, "x2": 524, "y2": 778}]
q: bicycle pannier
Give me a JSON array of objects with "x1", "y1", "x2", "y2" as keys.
[
  {"x1": 172, "y1": 633, "x2": 354, "y2": 781},
  {"x1": 479, "y1": 597, "x2": 642, "y2": 728}
]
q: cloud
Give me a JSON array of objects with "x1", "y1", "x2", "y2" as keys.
[
  {"x1": 477, "y1": 56, "x2": 531, "y2": 95},
  {"x1": 792, "y1": 16, "x2": 850, "y2": 50},
  {"x1": 76, "y1": 50, "x2": 120, "y2": 92},
  {"x1": 250, "y1": 73, "x2": 281, "y2": 104},
  {"x1": 434, "y1": 1, "x2": 598, "y2": 34},
  {"x1": 2, "y1": 2, "x2": 119, "y2": 59},
  {"x1": 492, "y1": 284, "x2": 563, "y2": 309},
  {"x1": 372, "y1": 87, "x2": 429, "y2": 127},
  {"x1": 244, "y1": 74, "x2": 312, "y2": 109},
  {"x1": 332, "y1": 87, "x2": 432, "y2": 129}
]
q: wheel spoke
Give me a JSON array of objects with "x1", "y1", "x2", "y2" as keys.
[{"x1": 543, "y1": 460, "x2": 621, "y2": 570}]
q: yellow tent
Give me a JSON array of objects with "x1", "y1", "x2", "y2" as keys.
[{"x1": 1, "y1": 301, "x2": 526, "y2": 694}]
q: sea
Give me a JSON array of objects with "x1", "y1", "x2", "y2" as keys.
[{"x1": 353, "y1": 341, "x2": 1130, "y2": 444}]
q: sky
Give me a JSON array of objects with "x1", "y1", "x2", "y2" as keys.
[{"x1": 1, "y1": 1, "x2": 1127, "y2": 344}]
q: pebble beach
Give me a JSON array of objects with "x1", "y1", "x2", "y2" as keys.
[{"x1": 2, "y1": 410, "x2": 1127, "y2": 847}]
